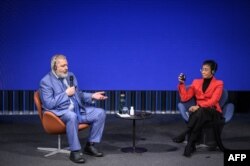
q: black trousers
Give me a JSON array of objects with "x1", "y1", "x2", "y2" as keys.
[{"x1": 187, "y1": 107, "x2": 222, "y2": 145}]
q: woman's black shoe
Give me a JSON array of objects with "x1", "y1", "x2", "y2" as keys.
[
  {"x1": 172, "y1": 135, "x2": 185, "y2": 143},
  {"x1": 183, "y1": 144, "x2": 196, "y2": 157},
  {"x1": 183, "y1": 146, "x2": 192, "y2": 157}
]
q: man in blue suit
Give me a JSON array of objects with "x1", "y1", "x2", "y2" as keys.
[{"x1": 39, "y1": 54, "x2": 107, "y2": 163}]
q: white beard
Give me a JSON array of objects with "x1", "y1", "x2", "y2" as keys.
[{"x1": 57, "y1": 72, "x2": 68, "y2": 78}]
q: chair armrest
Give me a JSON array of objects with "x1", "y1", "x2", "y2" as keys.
[
  {"x1": 223, "y1": 103, "x2": 234, "y2": 123},
  {"x1": 177, "y1": 98, "x2": 196, "y2": 122},
  {"x1": 178, "y1": 103, "x2": 189, "y2": 122}
]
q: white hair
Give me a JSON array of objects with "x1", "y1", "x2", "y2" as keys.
[{"x1": 50, "y1": 54, "x2": 67, "y2": 71}]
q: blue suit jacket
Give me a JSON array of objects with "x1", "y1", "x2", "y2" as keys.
[{"x1": 39, "y1": 71, "x2": 93, "y2": 116}]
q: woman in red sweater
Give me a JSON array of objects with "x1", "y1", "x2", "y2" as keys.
[{"x1": 173, "y1": 60, "x2": 223, "y2": 157}]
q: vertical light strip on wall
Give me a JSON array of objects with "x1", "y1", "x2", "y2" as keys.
[
  {"x1": 33, "y1": 92, "x2": 36, "y2": 112},
  {"x1": 2, "y1": 91, "x2": 4, "y2": 113},
  {"x1": 12, "y1": 91, "x2": 15, "y2": 112},
  {"x1": 23, "y1": 90, "x2": 25, "y2": 113}
]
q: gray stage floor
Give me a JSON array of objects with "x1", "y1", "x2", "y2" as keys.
[{"x1": 0, "y1": 113, "x2": 250, "y2": 166}]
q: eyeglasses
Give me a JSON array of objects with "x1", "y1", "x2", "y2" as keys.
[{"x1": 200, "y1": 68, "x2": 210, "y2": 72}]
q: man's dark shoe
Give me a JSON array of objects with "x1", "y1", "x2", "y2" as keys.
[
  {"x1": 70, "y1": 151, "x2": 85, "y2": 163},
  {"x1": 84, "y1": 143, "x2": 103, "y2": 157}
]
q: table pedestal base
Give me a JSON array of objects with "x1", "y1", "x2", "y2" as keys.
[{"x1": 121, "y1": 147, "x2": 147, "y2": 153}]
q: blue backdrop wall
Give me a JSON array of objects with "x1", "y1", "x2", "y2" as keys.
[{"x1": 1, "y1": 0, "x2": 250, "y2": 90}]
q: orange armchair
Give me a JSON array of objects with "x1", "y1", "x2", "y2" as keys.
[{"x1": 34, "y1": 91, "x2": 89, "y2": 157}]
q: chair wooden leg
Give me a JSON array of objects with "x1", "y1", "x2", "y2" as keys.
[{"x1": 37, "y1": 135, "x2": 70, "y2": 157}]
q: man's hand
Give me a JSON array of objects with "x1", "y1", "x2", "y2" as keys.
[
  {"x1": 189, "y1": 105, "x2": 200, "y2": 112},
  {"x1": 92, "y1": 91, "x2": 108, "y2": 100},
  {"x1": 66, "y1": 86, "x2": 76, "y2": 96}
]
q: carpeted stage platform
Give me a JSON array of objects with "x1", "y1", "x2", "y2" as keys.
[{"x1": 0, "y1": 113, "x2": 250, "y2": 166}]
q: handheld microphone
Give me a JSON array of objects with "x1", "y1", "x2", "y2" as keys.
[
  {"x1": 180, "y1": 73, "x2": 186, "y2": 81},
  {"x1": 69, "y1": 76, "x2": 74, "y2": 87}
]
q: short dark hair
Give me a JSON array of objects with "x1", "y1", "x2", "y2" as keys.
[{"x1": 202, "y1": 60, "x2": 218, "y2": 74}]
